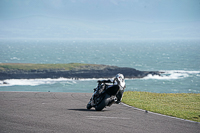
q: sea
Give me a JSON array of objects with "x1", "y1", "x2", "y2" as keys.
[{"x1": 0, "y1": 39, "x2": 200, "y2": 93}]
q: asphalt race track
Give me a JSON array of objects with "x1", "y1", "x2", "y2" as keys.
[{"x1": 0, "y1": 92, "x2": 199, "y2": 133}]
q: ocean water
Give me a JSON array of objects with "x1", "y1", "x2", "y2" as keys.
[{"x1": 0, "y1": 39, "x2": 200, "y2": 93}]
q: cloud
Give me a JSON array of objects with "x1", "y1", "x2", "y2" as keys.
[{"x1": 0, "y1": 0, "x2": 199, "y2": 39}]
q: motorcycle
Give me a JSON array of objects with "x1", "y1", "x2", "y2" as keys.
[{"x1": 86, "y1": 82, "x2": 120, "y2": 111}]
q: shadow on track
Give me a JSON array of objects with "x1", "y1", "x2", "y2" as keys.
[{"x1": 68, "y1": 109, "x2": 109, "y2": 112}]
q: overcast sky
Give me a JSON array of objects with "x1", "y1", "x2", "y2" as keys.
[{"x1": 0, "y1": 0, "x2": 200, "y2": 40}]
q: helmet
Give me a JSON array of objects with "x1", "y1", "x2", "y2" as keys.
[{"x1": 114, "y1": 73, "x2": 125, "y2": 88}]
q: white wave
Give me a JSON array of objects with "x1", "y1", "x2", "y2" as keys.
[
  {"x1": 161, "y1": 70, "x2": 200, "y2": 74},
  {"x1": 0, "y1": 78, "x2": 107, "y2": 87},
  {"x1": 10, "y1": 57, "x2": 21, "y2": 60},
  {"x1": 143, "y1": 70, "x2": 200, "y2": 80},
  {"x1": 0, "y1": 78, "x2": 77, "y2": 87},
  {"x1": 0, "y1": 70, "x2": 199, "y2": 86}
]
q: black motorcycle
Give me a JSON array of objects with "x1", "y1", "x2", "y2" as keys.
[{"x1": 86, "y1": 82, "x2": 120, "y2": 111}]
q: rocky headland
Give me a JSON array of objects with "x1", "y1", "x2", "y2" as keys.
[{"x1": 0, "y1": 63, "x2": 160, "y2": 80}]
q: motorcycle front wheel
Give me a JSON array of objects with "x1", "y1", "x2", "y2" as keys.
[
  {"x1": 95, "y1": 94, "x2": 110, "y2": 111},
  {"x1": 86, "y1": 99, "x2": 92, "y2": 110}
]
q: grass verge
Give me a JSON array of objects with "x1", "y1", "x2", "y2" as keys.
[
  {"x1": 0, "y1": 63, "x2": 97, "y2": 71},
  {"x1": 122, "y1": 91, "x2": 200, "y2": 122}
]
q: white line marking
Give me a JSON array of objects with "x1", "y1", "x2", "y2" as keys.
[
  {"x1": 121, "y1": 103, "x2": 200, "y2": 124},
  {"x1": 86, "y1": 116, "x2": 130, "y2": 120}
]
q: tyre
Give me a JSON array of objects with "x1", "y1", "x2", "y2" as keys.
[
  {"x1": 86, "y1": 101, "x2": 92, "y2": 110},
  {"x1": 95, "y1": 94, "x2": 110, "y2": 111}
]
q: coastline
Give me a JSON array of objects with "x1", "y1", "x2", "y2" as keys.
[{"x1": 0, "y1": 63, "x2": 160, "y2": 80}]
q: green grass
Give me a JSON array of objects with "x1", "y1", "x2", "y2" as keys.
[
  {"x1": 122, "y1": 91, "x2": 200, "y2": 122},
  {"x1": 0, "y1": 63, "x2": 98, "y2": 71}
]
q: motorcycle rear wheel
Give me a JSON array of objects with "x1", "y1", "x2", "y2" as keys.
[{"x1": 95, "y1": 94, "x2": 110, "y2": 111}]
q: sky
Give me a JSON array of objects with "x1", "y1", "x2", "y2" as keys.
[{"x1": 0, "y1": 0, "x2": 200, "y2": 40}]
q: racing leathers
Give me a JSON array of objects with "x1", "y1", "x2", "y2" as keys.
[{"x1": 97, "y1": 79, "x2": 126, "y2": 104}]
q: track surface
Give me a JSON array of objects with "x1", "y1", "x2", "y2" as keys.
[{"x1": 0, "y1": 92, "x2": 199, "y2": 133}]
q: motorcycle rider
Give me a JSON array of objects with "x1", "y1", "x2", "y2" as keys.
[{"x1": 97, "y1": 73, "x2": 126, "y2": 104}]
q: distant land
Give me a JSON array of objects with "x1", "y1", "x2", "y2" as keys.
[{"x1": 0, "y1": 63, "x2": 160, "y2": 80}]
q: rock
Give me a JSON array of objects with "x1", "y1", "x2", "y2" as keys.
[
  {"x1": 3, "y1": 81, "x2": 8, "y2": 84},
  {"x1": 0, "y1": 65, "x2": 160, "y2": 80}
]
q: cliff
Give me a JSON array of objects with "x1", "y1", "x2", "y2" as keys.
[{"x1": 0, "y1": 63, "x2": 160, "y2": 80}]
